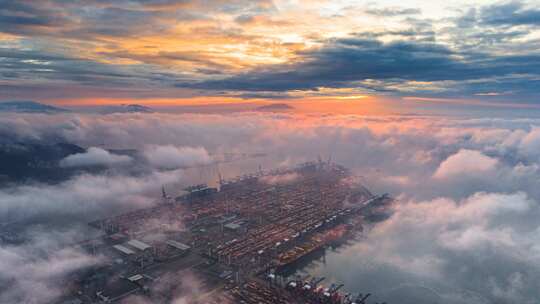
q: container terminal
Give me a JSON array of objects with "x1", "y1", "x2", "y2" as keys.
[{"x1": 58, "y1": 161, "x2": 392, "y2": 304}]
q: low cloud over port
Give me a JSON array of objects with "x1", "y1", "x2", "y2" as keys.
[{"x1": 2, "y1": 111, "x2": 540, "y2": 303}]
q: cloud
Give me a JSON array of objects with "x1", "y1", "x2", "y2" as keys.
[
  {"x1": 518, "y1": 126, "x2": 540, "y2": 160},
  {"x1": 364, "y1": 7, "x2": 421, "y2": 16},
  {"x1": 4, "y1": 112, "x2": 540, "y2": 302},
  {"x1": 0, "y1": 1, "x2": 69, "y2": 35},
  {"x1": 260, "y1": 172, "x2": 300, "y2": 185},
  {"x1": 0, "y1": 169, "x2": 185, "y2": 224},
  {"x1": 0, "y1": 145, "x2": 198, "y2": 303},
  {"x1": 143, "y1": 145, "x2": 211, "y2": 169},
  {"x1": 0, "y1": 48, "x2": 171, "y2": 102},
  {"x1": 1, "y1": 1, "x2": 540, "y2": 102},
  {"x1": 0, "y1": 230, "x2": 104, "y2": 304},
  {"x1": 358, "y1": 191, "x2": 540, "y2": 303},
  {"x1": 433, "y1": 149, "x2": 499, "y2": 179},
  {"x1": 120, "y1": 269, "x2": 229, "y2": 304},
  {"x1": 481, "y1": 1, "x2": 540, "y2": 26},
  {"x1": 187, "y1": 38, "x2": 460, "y2": 91},
  {"x1": 60, "y1": 147, "x2": 132, "y2": 167},
  {"x1": 186, "y1": 36, "x2": 540, "y2": 102}
]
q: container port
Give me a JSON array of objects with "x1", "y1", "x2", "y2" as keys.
[{"x1": 57, "y1": 160, "x2": 393, "y2": 303}]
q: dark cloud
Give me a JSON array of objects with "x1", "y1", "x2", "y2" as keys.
[
  {"x1": 102, "y1": 50, "x2": 235, "y2": 71},
  {"x1": 0, "y1": 0, "x2": 281, "y2": 99},
  {"x1": 71, "y1": 6, "x2": 163, "y2": 37},
  {"x1": 1, "y1": 0, "x2": 540, "y2": 104},
  {"x1": 0, "y1": 0, "x2": 274, "y2": 38},
  {"x1": 185, "y1": 38, "x2": 458, "y2": 91},
  {"x1": 0, "y1": 0, "x2": 70, "y2": 35},
  {"x1": 481, "y1": 1, "x2": 540, "y2": 26},
  {"x1": 0, "y1": 48, "x2": 184, "y2": 94},
  {"x1": 185, "y1": 36, "x2": 540, "y2": 101},
  {"x1": 229, "y1": 91, "x2": 294, "y2": 99}
]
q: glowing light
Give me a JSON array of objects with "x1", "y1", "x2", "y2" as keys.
[{"x1": 335, "y1": 95, "x2": 370, "y2": 100}]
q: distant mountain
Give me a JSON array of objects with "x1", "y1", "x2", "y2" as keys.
[
  {"x1": 0, "y1": 142, "x2": 86, "y2": 185},
  {"x1": 99, "y1": 104, "x2": 153, "y2": 114},
  {"x1": 0, "y1": 101, "x2": 68, "y2": 113},
  {"x1": 256, "y1": 103, "x2": 294, "y2": 112},
  {"x1": 120, "y1": 104, "x2": 153, "y2": 113}
]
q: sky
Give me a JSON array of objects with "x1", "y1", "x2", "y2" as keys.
[
  {"x1": 3, "y1": 1, "x2": 540, "y2": 303},
  {"x1": 1, "y1": 0, "x2": 540, "y2": 110}
]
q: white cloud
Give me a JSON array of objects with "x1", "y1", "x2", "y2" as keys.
[
  {"x1": 433, "y1": 149, "x2": 499, "y2": 179},
  {"x1": 259, "y1": 172, "x2": 300, "y2": 185},
  {"x1": 0, "y1": 230, "x2": 104, "y2": 304},
  {"x1": 346, "y1": 191, "x2": 540, "y2": 303},
  {"x1": 519, "y1": 126, "x2": 540, "y2": 160},
  {"x1": 4, "y1": 112, "x2": 540, "y2": 302},
  {"x1": 0, "y1": 170, "x2": 184, "y2": 224},
  {"x1": 60, "y1": 147, "x2": 132, "y2": 167},
  {"x1": 143, "y1": 145, "x2": 211, "y2": 169}
]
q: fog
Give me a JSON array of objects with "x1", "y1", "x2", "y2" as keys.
[
  {"x1": 60, "y1": 147, "x2": 133, "y2": 168},
  {"x1": 2, "y1": 111, "x2": 540, "y2": 303}
]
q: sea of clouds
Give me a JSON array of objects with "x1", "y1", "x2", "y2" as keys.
[{"x1": 2, "y1": 111, "x2": 540, "y2": 303}]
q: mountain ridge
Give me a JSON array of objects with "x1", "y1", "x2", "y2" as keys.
[
  {"x1": 255, "y1": 103, "x2": 294, "y2": 111},
  {"x1": 0, "y1": 100, "x2": 69, "y2": 113}
]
